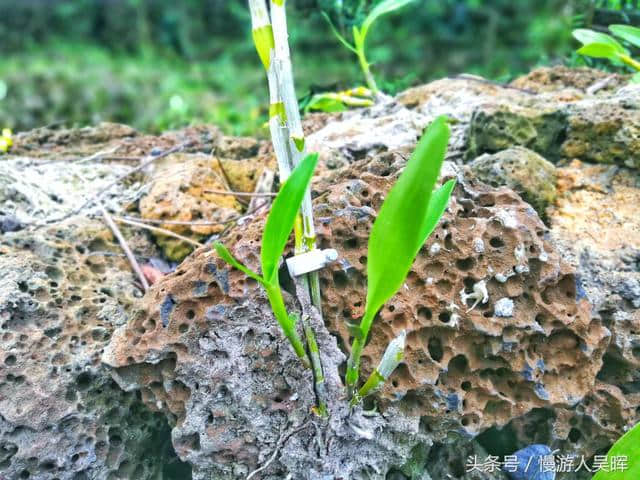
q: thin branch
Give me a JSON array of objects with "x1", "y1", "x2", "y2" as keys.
[
  {"x1": 34, "y1": 142, "x2": 191, "y2": 227},
  {"x1": 117, "y1": 200, "x2": 269, "y2": 227},
  {"x1": 100, "y1": 206, "x2": 150, "y2": 292},
  {"x1": 203, "y1": 189, "x2": 276, "y2": 197},
  {"x1": 112, "y1": 216, "x2": 204, "y2": 247},
  {"x1": 72, "y1": 168, "x2": 150, "y2": 292},
  {"x1": 75, "y1": 146, "x2": 121, "y2": 163}
]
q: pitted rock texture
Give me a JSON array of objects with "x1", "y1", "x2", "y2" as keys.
[
  {"x1": 104, "y1": 152, "x2": 608, "y2": 478},
  {"x1": 464, "y1": 83, "x2": 640, "y2": 168},
  {"x1": 509, "y1": 66, "x2": 630, "y2": 94},
  {"x1": 0, "y1": 220, "x2": 189, "y2": 479},
  {"x1": 467, "y1": 147, "x2": 557, "y2": 217},
  {"x1": 469, "y1": 159, "x2": 640, "y2": 478},
  {"x1": 103, "y1": 223, "x2": 431, "y2": 480},
  {"x1": 314, "y1": 155, "x2": 609, "y2": 435},
  {"x1": 138, "y1": 152, "x2": 270, "y2": 261},
  {"x1": 10, "y1": 122, "x2": 256, "y2": 160}
]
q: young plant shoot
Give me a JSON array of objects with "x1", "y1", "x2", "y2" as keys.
[
  {"x1": 214, "y1": 153, "x2": 319, "y2": 368},
  {"x1": 323, "y1": 0, "x2": 416, "y2": 95},
  {"x1": 573, "y1": 25, "x2": 640, "y2": 82},
  {"x1": 345, "y1": 115, "x2": 456, "y2": 398}
]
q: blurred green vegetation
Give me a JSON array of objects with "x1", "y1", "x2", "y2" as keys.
[{"x1": 0, "y1": 0, "x2": 637, "y2": 135}]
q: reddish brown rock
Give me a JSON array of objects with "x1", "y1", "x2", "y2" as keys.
[{"x1": 104, "y1": 148, "x2": 609, "y2": 479}]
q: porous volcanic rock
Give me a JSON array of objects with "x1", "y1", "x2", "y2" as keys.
[
  {"x1": 315, "y1": 155, "x2": 609, "y2": 433},
  {"x1": 467, "y1": 147, "x2": 557, "y2": 217},
  {"x1": 509, "y1": 66, "x2": 630, "y2": 94},
  {"x1": 464, "y1": 82, "x2": 640, "y2": 168},
  {"x1": 104, "y1": 146, "x2": 608, "y2": 478},
  {"x1": 0, "y1": 219, "x2": 189, "y2": 479}
]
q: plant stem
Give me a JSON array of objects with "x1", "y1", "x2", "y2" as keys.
[
  {"x1": 265, "y1": 282, "x2": 310, "y2": 368},
  {"x1": 350, "y1": 331, "x2": 406, "y2": 406},
  {"x1": 345, "y1": 310, "x2": 375, "y2": 394},
  {"x1": 269, "y1": 0, "x2": 329, "y2": 412},
  {"x1": 619, "y1": 54, "x2": 640, "y2": 72},
  {"x1": 293, "y1": 274, "x2": 329, "y2": 415},
  {"x1": 356, "y1": 47, "x2": 378, "y2": 95}
]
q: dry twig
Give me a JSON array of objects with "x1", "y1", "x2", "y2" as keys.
[
  {"x1": 100, "y1": 206, "x2": 150, "y2": 292},
  {"x1": 112, "y1": 216, "x2": 204, "y2": 247},
  {"x1": 36, "y1": 142, "x2": 191, "y2": 227}
]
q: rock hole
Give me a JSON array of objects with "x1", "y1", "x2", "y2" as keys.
[
  {"x1": 489, "y1": 237, "x2": 505, "y2": 248},
  {"x1": 332, "y1": 271, "x2": 349, "y2": 288},
  {"x1": 456, "y1": 257, "x2": 475, "y2": 271},
  {"x1": 344, "y1": 238, "x2": 358, "y2": 249},
  {"x1": 569, "y1": 428, "x2": 581, "y2": 443},
  {"x1": 428, "y1": 337, "x2": 443, "y2": 362},
  {"x1": 417, "y1": 306, "x2": 432, "y2": 320}
]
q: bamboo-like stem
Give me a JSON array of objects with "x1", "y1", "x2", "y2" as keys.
[
  {"x1": 270, "y1": 0, "x2": 329, "y2": 407},
  {"x1": 250, "y1": 0, "x2": 329, "y2": 412},
  {"x1": 293, "y1": 276, "x2": 328, "y2": 417}
]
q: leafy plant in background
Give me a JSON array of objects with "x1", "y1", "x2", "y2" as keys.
[
  {"x1": 303, "y1": 86, "x2": 375, "y2": 113},
  {"x1": 322, "y1": 0, "x2": 416, "y2": 95},
  {"x1": 592, "y1": 422, "x2": 640, "y2": 480},
  {"x1": 573, "y1": 24, "x2": 640, "y2": 81}
]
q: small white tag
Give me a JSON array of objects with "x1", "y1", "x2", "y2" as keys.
[{"x1": 286, "y1": 249, "x2": 338, "y2": 277}]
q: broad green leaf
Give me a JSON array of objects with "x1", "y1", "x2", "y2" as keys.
[
  {"x1": 261, "y1": 153, "x2": 318, "y2": 283},
  {"x1": 305, "y1": 94, "x2": 348, "y2": 113},
  {"x1": 214, "y1": 243, "x2": 264, "y2": 285},
  {"x1": 572, "y1": 29, "x2": 627, "y2": 54},
  {"x1": 592, "y1": 422, "x2": 640, "y2": 480},
  {"x1": 361, "y1": 0, "x2": 415, "y2": 40},
  {"x1": 363, "y1": 116, "x2": 450, "y2": 332},
  {"x1": 610, "y1": 24, "x2": 640, "y2": 49},
  {"x1": 420, "y1": 178, "x2": 456, "y2": 243},
  {"x1": 577, "y1": 42, "x2": 619, "y2": 60}
]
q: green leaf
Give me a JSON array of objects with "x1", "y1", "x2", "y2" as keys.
[
  {"x1": 305, "y1": 94, "x2": 348, "y2": 113},
  {"x1": 592, "y1": 422, "x2": 640, "y2": 480},
  {"x1": 572, "y1": 28, "x2": 627, "y2": 54},
  {"x1": 362, "y1": 116, "x2": 450, "y2": 333},
  {"x1": 361, "y1": 0, "x2": 415, "y2": 41},
  {"x1": 214, "y1": 243, "x2": 264, "y2": 285},
  {"x1": 321, "y1": 11, "x2": 358, "y2": 54},
  {"x1": 609, "y1": 24, "x2": 640, "y2": 49},
  {"x1": 577, "y1": 42, "x2": 619, "y2": 60},
  {"x1": 420, "y1": 178, "x2": 456, "y2": 243},
  {"x1": 632, "y1": 72, "x2": 640, "y2": 83},
  {"x1": 261, "y1": 153, "x2": 318, "y2": 283}
]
